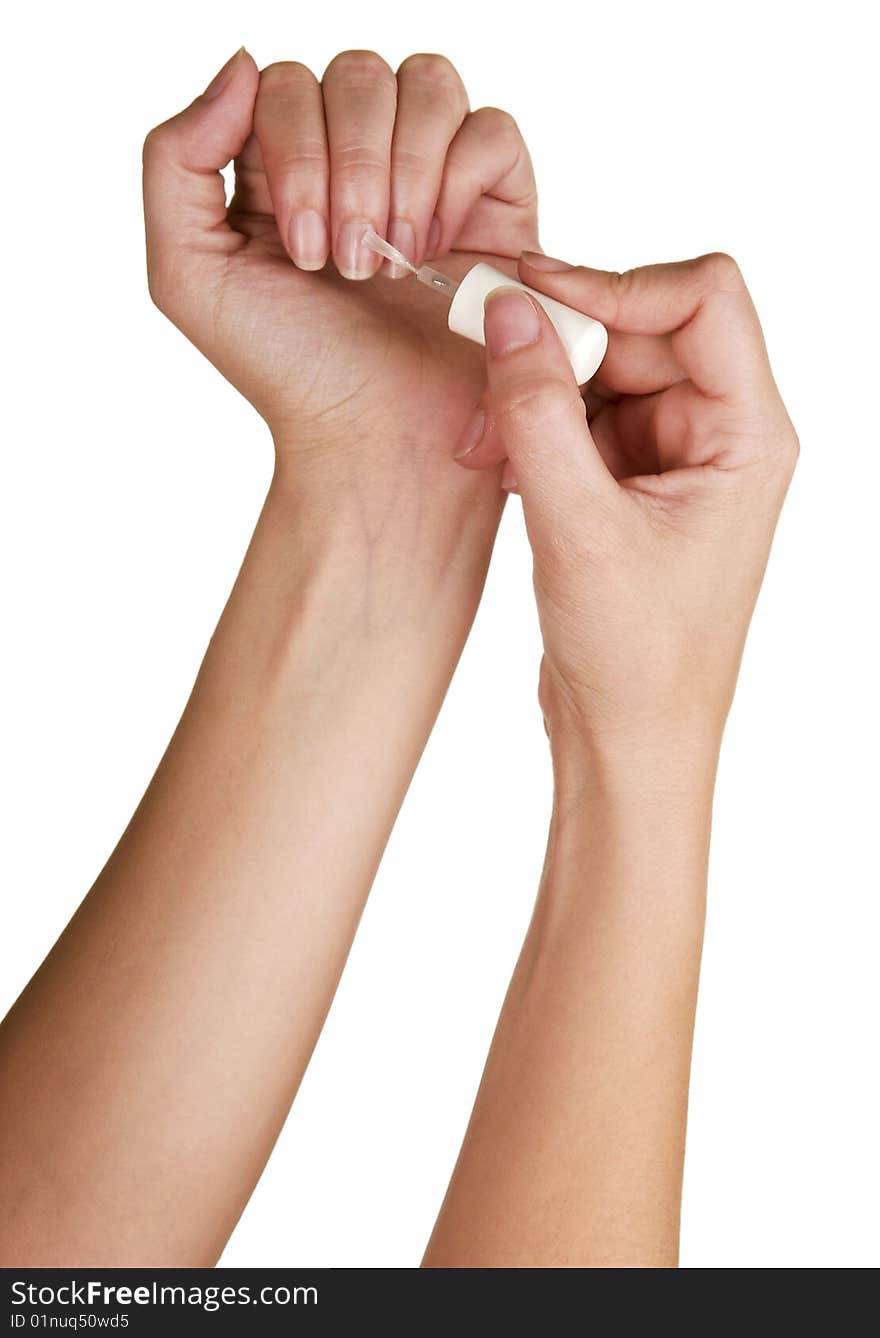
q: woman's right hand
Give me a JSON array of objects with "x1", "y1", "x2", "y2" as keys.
[{"x1": 454, "y1": 252, "x2": 798, "y2": 784}]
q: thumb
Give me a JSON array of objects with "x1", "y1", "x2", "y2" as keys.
[
  {"x1": 143, "y1": 49, "x2": 259, "y2": 297},
  {"x1": 482, "y1": 288, "x2": 617, "y2": 540}
]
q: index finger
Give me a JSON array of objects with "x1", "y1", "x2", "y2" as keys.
[{"x1": 518, "y1": 251, "x2": 774, "y2": 402}]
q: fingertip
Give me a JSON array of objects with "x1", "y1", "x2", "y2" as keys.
[
  {"x1": 334, "y1": 219, "x2": 382, "y2": 280},
  {"x1": 201, "y1": 46, "x2": 258, "y2": 103},
  {"x1": 237, "y1": 48, "x2": 261, "y2": 83},
  {"x1": 483, "y1": 287, "x2": 542, "y2": 359},
  {"x1": 453, "y1": 407, "x2": 486, "y2": 461},
  {"x1": 385, "y1": 218, "x2": 416, "y2": 279},
  {"x1": 289, "y1": 209, "x2": 329, "y2": 271},
  {"x1": 146, "y1": 46, "x2": 258, "y2": 180},
  {"x1": 453, "y1": 411, "x2": 505, "y2": 470}
]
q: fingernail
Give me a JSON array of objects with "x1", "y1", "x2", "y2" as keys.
[
  {"x1": 290, "y1": 210, "x2": 328, "y2": 271},
  {"x1": 484, "y1": 288, "x2": 541, "y2": 357},
  {"x1": 453, "y1": 408, "x2": 487, "y2": 460},
  {"x1": 501, "y1": 460, "x2": 519, "y2": 493},
  {"x1": 426, "y1": 214, "x2": 441, "y2": 256},
  {"x1": 336, "y1": 219, "x2": 375, "y2": 280},
  {"x1": 386, "y1": 218, "x2": 415, "y2": 279},
  {"x1": 520, "y1": 250, "x2": 574, "y2": 272},
  {"x1": 203, "y1": 47, "x2": 246, "y2": 101}
]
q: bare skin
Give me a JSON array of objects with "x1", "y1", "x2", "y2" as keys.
[
  {"x1": 0, "y1": 48, "x2": 536, "y2": 1266},
  {"x1": 425, "y1": 258, "x2": 797, "y2": 1266},
  {"x1": 0, "y1": 47, "x2": 796, "y2": 1270}
]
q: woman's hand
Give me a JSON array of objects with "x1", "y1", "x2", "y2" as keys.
[
  {"x1": 427, "y1": 255, "x2": 797, "y2": 1268},
  {"x1": 143, "y1": 48, "x2": 538, "y2": 508},
  {"x1": 455, "y1": 252, "x2": 798, "y2": 783},
  {"x1": 0, "y1": 50, "x2": 539, "y2": 1269}
]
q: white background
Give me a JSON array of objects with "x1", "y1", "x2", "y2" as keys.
[{"x1": 2, "y1": 0, "x2": 877, "y2": 1269}]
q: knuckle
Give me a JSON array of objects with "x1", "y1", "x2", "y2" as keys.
[
  {"x1": 146, "y1": 267, "x2": 166, "y2": 312},
  {"x1": 324, "y1": 49, "x2": 395, "y2": 89},
  {"x1": 397, "y1": 52, "x2": 465, "y2": 105},
  {"x1": 142, "y1": 123, "x2": 174, "y2": 169},
  {"x1": 398, "y1": 51, "x2": 459, "y2": 87},
  {"x1": 145, "y1": 255, "x2": 177, "y2": 317},
  {"x1": 275, "y1": 147, "x2": 328, "y2": 179},
  {"x1": 608, "y1": 267, "x2": 635, "y2": 295},
  {"x1": 332, "y1": 142, "x2": 389, "y2": 177},
  {"x1": 472, "y1": 105, "x2": 521, "y2": 144},
  {"x1": 700, "y1": 250, "x2": 743, "y2": 288},
  {"x1": 392, "y1": 142, "x2": 434, "y2": 177},
  {"x1": 496, "y1": 378, "x2": 584, "y2": 435},
  {"x1": 260, "y1": 60, "x2": 314, "y2": 93},
  {"x1": 607, "y1": 267, "x2": 637, "y2": 311},
  {"x1": 536, "y1": 530, "x2": 573, "y2": 582}
]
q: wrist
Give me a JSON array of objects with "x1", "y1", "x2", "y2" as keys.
[
  {"x1": 531, "y1": 743, "x2": 714, "y2": 961},
  {"x1": 539, "y1": 666, "x2": 722, "y2": 813},
  {"x1": 214, "y1": 477, "x2": 494, "y2": 721},
  {"x1": 542, "y1": 705, "x2": 718, "y2": 926},
  {"x1": 549, "y1": 724, "x2": 721, "y2": 818},
  {"x1": 269, "y1": 442, "x2": 501, "y2": 606}
]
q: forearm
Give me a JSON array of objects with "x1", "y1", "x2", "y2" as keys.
[
  {"x1": 0, "y1": 472, "x2": 496, "y2": 1266},
  {"x1": 424, "y1": 740, "x2": 716, "y2": 1268},
  {"x1": 432, "y1": 237, "x2": 794, "y2": 1268}
]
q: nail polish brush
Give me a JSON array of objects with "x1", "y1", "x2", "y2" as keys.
[{"x1": 362, "y1": 228, "x2": 607, "y2": 385}]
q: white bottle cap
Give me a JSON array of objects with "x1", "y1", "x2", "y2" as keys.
[{"x1": 447, "y1": 263, "x2": 608, "y2": 385}]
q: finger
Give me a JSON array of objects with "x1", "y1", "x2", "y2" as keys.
[
  {"x1": 386, "y1": 53, "x2": 469, "y2": 276},
  {"x1": 518, "y1": 250, "x2": 773, "y2": 402},
  {"x1": 143, "y1": 48, "x2": 259, "y2": 306},
  {"x1": 253, "y1": 62, "x2": 329, "y2": 271},
  {"x1": 500, "y1": 460, "x2": 519, "y2": 493},
  {"x1": 588, "y1": 395, "x2": 672, "y2": 480},
  {"x1": 230, "y1": 130, "x2": 272, "y2": 219},
  {"x1": 603, "y1": 380, "x2": 714, "y2": 472},
  {"x1": 453, "y1": 333, "x2": 683, "y2": 472},
  {"x1": 481, "y1": 288, "x2": 618, "y2": 545},
  {"x1": 597, "y1": 330, "x2": 685, "y2": 396},
  {"x1": 433, "y1": 108, "x2": 538, "y2": 260},
  {"x1": 322, "y1": 50, "x2": 397, "y2": 279},
  {"x1": 587, "y1": 404, "x2": 644, "y2": 480},
  {"x1": 452, "y1": 406, "x2": 506, "y2": 470}
]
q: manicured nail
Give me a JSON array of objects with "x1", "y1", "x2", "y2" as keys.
[
  {"x1": 203, "y1": 47, "x2": 246, "y2": 101},
  {"x1": 385, "y1": 218, "x2": 415, "y2": 279},
  {"x1": 453, "y1": 408, "x2": 487, "y2": 460},
  {"x1": 290, "y1": 210, "x2": 328, "y2": 271},
  {"x1": 336, "y1": 220, "x2": 376, "y2": 279},
  {"x1": 520, "y1": 250, "x2": 574, "y2": 272},
  {"x1": 484, "y1": 288, "x2": 541, "y2": 357},
  {"x1": 426, "y1": 215, "x2": 441, "y2": 256},
  {"x1": 501, "y1": 460, "x2": 519, "y2": 493}
]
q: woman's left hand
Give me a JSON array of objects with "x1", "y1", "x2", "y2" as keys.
[{"x1": 143, "y1": 48, "x2": 538, "y2": 519}]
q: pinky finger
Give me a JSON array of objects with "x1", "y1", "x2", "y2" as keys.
[
  {"x1": 432, "y1": 107, "x2": 538, "y2": 260},
  {"x1": 452, "y1": 405, "x2": 506, "y2": 470}
]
